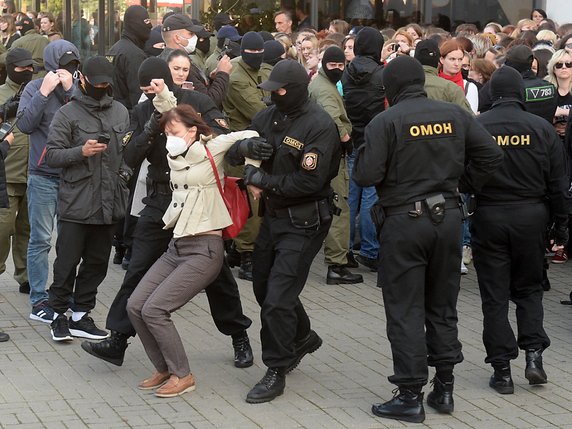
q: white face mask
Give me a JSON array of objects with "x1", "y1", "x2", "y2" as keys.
[
  {"x1": 178, "y1": 34, "x2": 198, "y2": 54},
  {"x1": 166, "y1": 129, "x2": 191, "y2": 156}
]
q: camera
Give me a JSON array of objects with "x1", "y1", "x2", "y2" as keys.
[
  {"x1": 0, "y1": 110, "x2": 24, "y2": 141},
  {"x1": 97, "y1": 133, "x2": 111, "y2": 144},
  {"x1": 0, "y1": 85, "x2": 25, "y2": 122}
]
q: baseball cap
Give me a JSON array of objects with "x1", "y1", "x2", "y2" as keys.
[
  {"x1": 82, "y1": 56, "x2": 114, "y2": 85},
  {"x1": 258, "y1": 59, "x2": 309, "y2": 91},
  {"x1": 414, "y1": 39, "x2": 440, "y2": 68},
  {"x1": 162, "y1": 14, "x2": 208, "y2": 36},
  {"x1": 217, "y1": 25, "x2": 241, "y2": 42},
  {"x1": 213, "y1": 12, "x2": 233, "y2": 30},
  {"x1": 6, "y1": 48, "x2": 37, "y2": 67},
  {"x1": 505, "y1": 45, "x2": 534, "y2": 68},
  {"x1": 59, "y1": 50, "x2": 81, "y2": 66}
]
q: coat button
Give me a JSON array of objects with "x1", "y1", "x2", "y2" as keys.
[
  {"x1": 186, "y1": 166, "x2": 190, "y2": 170},
  {"x1": 184, "y1": 184, "x2": 188, "y2": 189},
  {"x1": 174, "y1": 184, "x2": 178, "y2": 189},
  {"x1": 173, "y1": 203, "x2": 177, "y2": 207},
  {"x1": 181, "y1": 202, "x2": 184, "y2": 207}
]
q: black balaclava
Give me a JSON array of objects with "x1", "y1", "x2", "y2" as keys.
[
  {"x1": 124, "y1": 5, "x2": 152, "y2": 44},
  {"x1": 271, "y1": 82, "x2": 308, "y2": 116},
  {"x1": 138, "y1": 57, "x2": 175, "y2": 100},
  {"x1": 144, "y1": 28, "x2": 164, "y2": 57},
  {"x1": 414, "y1": 39, "x2": 440, "y2": 68},
  {"x1": 7, "y1": 64, "x2": 33, "y2": 85},
  {"x1": 504, "y1": 45, "x2": 533, "y2": 74},
  {"x1": 263, "y1": 40, "x2": 285, "y2": 66},
  {"x1": 213, "y1": 13, "x2": 232, "y2": 31},
  {"x1": 81, "y1": 81, "x2": 112, "y2": 100},
  {"x1": 321, "y1": 46, "x2": 346, "y2": 83},
  {"x1": 461, "y1": 67, "x2": 469, "y2": 80},
  {"x1": 241, "y1": 31, "x2": 264, "y2": 70},
  {"x1": 382, "y1": 56, "x2": 426, "y2": 106},
  {"x1": 354, "y1": 27, "x2": 384, "y2": 63},
  {"x1": 259, "y1": 31, "x2": 274, "y2": 42},
  {"x1": 196, "y1": 37, "x2": 211, "y2": 54},
  {"x1": 490, "y1": 66, "x2": 525, "y2": 103}
]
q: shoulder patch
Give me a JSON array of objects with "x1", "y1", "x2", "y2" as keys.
[
  {"x1": 214, "y1": 118, "x2": 229, "y2": 129},
  {"x1": 283, "y1": 136, "x2": 304, "y2": 150},
  {"x1": 301, "y1": 152, "x2": 318, "y2": 170},
  {"x1": 525, "y1": 85, "x2": 555, "y2": 102},
  {"x1": 122, "y1": 131, "x2": 133, "y2": 147},
  {"x1": 105, "y1": 55, "x2": 115, "y2": 64}
]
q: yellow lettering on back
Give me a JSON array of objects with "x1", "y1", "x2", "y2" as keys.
[{"x1": 410, "y1": 126, "x2": 420, "y2": 137}]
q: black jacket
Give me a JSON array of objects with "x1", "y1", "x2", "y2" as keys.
[
  {"x1": 108, "y1": 33, "x2": 148, "y2": 111},
  {"x1": 478, "y1": 99, "x2": 569, "y2": 223},
  {"x1": 227, "y1": 100, "x2": 341, "y2": 210},
  {"x1": 124, "y1": 88, "x2": 229, "y2": 221},
  {"x1": 479, "y1": 71, "x2": 557, "y2": 123},
  {"x1": 0, "y1": 139, "x2": 9, "y2": 208},
  {"x1": 353, "y1": 84, "x2": 503, "y2": 207}
]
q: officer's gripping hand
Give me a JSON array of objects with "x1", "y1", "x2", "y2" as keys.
[
  {"x1": 237, "y1": 137, "x2": 274, "y2": 161},
  {"x1": 244, "y1": 164, "x2": 268, "y2": 189},
  {"x1": 341, "y1": 138, "x2": 354, "y2": 156},
  {"x1": 143, "y1": 111, "x2": 162, "y2": 138}
]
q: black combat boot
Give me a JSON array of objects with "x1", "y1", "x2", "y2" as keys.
[
  {"x1": 372, "y1": 386, "x2": 425, "y2": 423},
  {"x1": 489, "y1": 364, "x2": 514, "y2": 394},
  {"x1": 225, "y1": 241, "x2": 241, "y2": 268},
  {"x1": 113, "y1": 245, "x2": 126, "y2": 265},
  {"x1": 326, "y1": 265, "x2": 364, "y2": 285},
  {"x1": 286, "y1": 329, "x2": 323, "y2": 373},
  {"x1": 238, "y1": 252, "x2": 253, "y2": 281},
  {"x1": 232, "y1": 332, "x2": 254, "y2": 368},
  {"x1": 345, "y1": 252, "x2": 359, "y2": 268},
  {"x1": 525, "y1": 349, "x2": 547, "y2": 385},
  {"x1": 427, "y1": 376, "x2": 454, "y2": 413},
  {"x1": 246, "y1": 367, "x2": 286, "y2": 403},
  {"x1": 81, "y1": 331, "x2": 129, "y2": 366}
]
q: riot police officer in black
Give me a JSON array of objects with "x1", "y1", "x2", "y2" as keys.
[
  {"x1": 227, "y1": 60, "x2": 341, "y2": 403},
  {"x1": 81, "y1": 57, "x2": 255, "y2": 368},
  {"x1": 474, "y1": 66, "x2": 569, "y2": 394},
  {"x1": 353, "y1": 56, "x2": 503, "y2": 423}
]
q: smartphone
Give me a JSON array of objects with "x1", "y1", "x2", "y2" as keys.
[
  {"x1": 181, "y1": 81, "x2": 194, "y2": 90},
  {"x1": 392, "y1": 43, "x2": 399, "y2": 52}
]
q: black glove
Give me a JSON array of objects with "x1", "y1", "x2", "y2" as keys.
[
  {"x1": 341, "y1": 138, "x2": 353, "y2": 156},
  {"x1": 143, "y1": 110, "x2": 162, "y2": 138},
  {"x1": 237, "y1": 137, "x2": 274, "y2": 160},
  {"x1": 554, "y1": 220, "x2": 569, "y2": 247},
  {"x1": 244, "y1": 164, "x2": 268, "y2": 189}
]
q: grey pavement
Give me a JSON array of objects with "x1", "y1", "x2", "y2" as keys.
[{"x1": 1, "y1": 248, "x2": 572, "y2": 429}]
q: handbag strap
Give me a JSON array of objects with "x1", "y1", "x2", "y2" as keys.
[{"x1": 204, "y1": 145, "x2": 225, "y2": 198}]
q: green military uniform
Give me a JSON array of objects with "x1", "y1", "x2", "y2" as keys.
[
  {"x1": 423, "y1": 65, "x2": 472, "y2": 112},
  {"x1": 0, "y1": 77, "x2": 30, "y2": 287},
  {"x1": 190, "y1": 46, "x2": 211, "y2": 74},
  {"x1": 0, "y1": 30, "x2": 49, "y2": 79},
  {"x1": 223, "y1": 58, "x2": 271, "y2": 256},
  {"x1": 204, "y1": 47, "x2": 222, "y2": 77},
  {"x1": 309, "y1": 68, "x2": 352, "y2": 266}
]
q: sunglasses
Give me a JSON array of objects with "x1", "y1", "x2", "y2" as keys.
[{"x1": 555, "y1": 61, "x2": 572, "y2": 69}]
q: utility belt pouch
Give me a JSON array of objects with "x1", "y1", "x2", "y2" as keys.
[
  {"x1": 370, "y1": 200, "x2": 386, "y2": 232},
  {"x1": 332, "y1": 192, "x2": 342, "y2": 216},
  {"x1": 288, "y1": 201, "x2": 320, "y2": 229},
  {"x1": 466, "y1": 194, "x2": 476, "y2": 216},
  {"x1": 425, "y1": 194, "x2": 446, "y2": 224}
]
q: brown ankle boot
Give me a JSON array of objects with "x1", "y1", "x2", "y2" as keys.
[
  {"x1": 155, "y1": 374, "x2": 196, "y2": 398},
  {"x1": 138, "y1": 371, "x2": 170, "y2": 390}
]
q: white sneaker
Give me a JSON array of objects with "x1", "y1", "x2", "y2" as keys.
[
  {"x1": 462, "y1": 245, "x2": 472, "y2": 265},
  {"x1": 461, "y1": 261, "x2": 468, "y2": 275}
]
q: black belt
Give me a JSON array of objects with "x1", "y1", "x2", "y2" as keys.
[
  {"x1": 477, "y1": 197, "x2": 545, "y2": 206},
  {"x1": 384, "y1": 198, "x2": 460, "y2": 216},
  {"x1": 146, "y1": 180, "x2": 171, "y2": 196},
  {"x1": 266, "y1": 199, "x2": 329, "y2": 218}
]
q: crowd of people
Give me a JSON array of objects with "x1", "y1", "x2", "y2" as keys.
[{"x1": 0, "y1": 2, "x2": 571, "y2": 423}]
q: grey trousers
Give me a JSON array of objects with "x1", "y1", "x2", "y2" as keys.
[{"x1": 127, "y1": 234, "x2": 224, "y2": 377}]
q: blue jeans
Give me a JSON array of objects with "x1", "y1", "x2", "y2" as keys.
[
  {"x1": 27, "y1": 175, "x2": 59, "y2": 306},
  {"x1": 347, "y1": 150, "x2": 379, "y2": 260},
  {"x1": 461, "y1": 194, "x2": 471, "y2": 249}
]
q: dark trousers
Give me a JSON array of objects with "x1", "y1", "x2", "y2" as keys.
[
  {"x1": 471, "y1": 203, "x2": 550, "y2": 367},
  {"x1": 253, "y1": 214, "x2": 331, "y2": 368},
  {"x1": 378, "y1": 209, "x2": 464, "y2": 387},
  {"x1": 49, "y1": 221, "x2": 115, "y2": 314},
  {"x1": 106, "y1": 212, "x2": 252, "y2": 337}
]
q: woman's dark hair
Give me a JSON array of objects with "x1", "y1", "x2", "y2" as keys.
[
  {"x1": 167, "y1": 49, "x2": 191, "y2": 64},
  {"x1": 531, "y1": 8, "x2": 547, "y2": 20},
  {"x1": 160, "y1": 105, "x2": 214, "y2": 137}
]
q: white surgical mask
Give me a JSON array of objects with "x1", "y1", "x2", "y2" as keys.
[
  {"x1": 178, "y1": 34, "x2": 198, "y2": 54},
  {"x1": 166, "y1": 129, "x2": 191, "y2": 156}
]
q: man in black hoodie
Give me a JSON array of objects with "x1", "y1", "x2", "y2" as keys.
[
  {"x1": 341, "y1": 27, "x2": 385, "y2": 272},
  {"x1": 354, "y1": 56, "x2": 502, "y2": 423},
  {"x1": 107, "y1": 5, "x2": 152, "y2": 111}
]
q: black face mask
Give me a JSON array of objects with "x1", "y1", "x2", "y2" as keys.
[
  {"x1": 461, "y1": 67, "x2": 469, "y2": 80},
  {"x1": 82, "y1": 81, "x2": 112, "y2": 100},
  {"x1": 60, "y1": 63, "x2": 78, "y2": 76},
  {"x1": 7, "y1": 64, "x2": 33, "y2": 85},
  {"x1": 270, "y1": 83, "x2": 308, "y2": 116},
  {"x1": 196, "y1": 37, "x2": 211, "y2": 54},
  {"x1": 242, "y1": 52, "x2": 264, "y2": 70},
  {"x1": 323, "y1": 66, "x2": 343, "y2": 84}
]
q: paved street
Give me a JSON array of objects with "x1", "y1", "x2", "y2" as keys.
[{"x1": 1, "y1": 248, "x2": 572, "y2": 429}]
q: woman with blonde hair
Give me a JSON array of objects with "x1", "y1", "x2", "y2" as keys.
[
  {"x1": 274, "y1": 32, "x2": 296, "y2": 60},
  {"x1": 299, "y1": 34, "x2": 319, "y2": 77},
  {"x1": 327, "y1": 19, "x2": 349, "y2": 36},
  {"x1": 546, "y1": 49, "x2": 572, "y2": 137},
  {"x1": 510, "y1": 19, "x2": 537, "y2": 39},
  {"x1": 39, "y1": 12, "x2": 62, "y2": 41},
  {"x1": 393, "y1": 29, "x2": 413, "y2": 55},
  {"x1": 0, "y1": 13, "x2": 18, "y2": 48}
]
